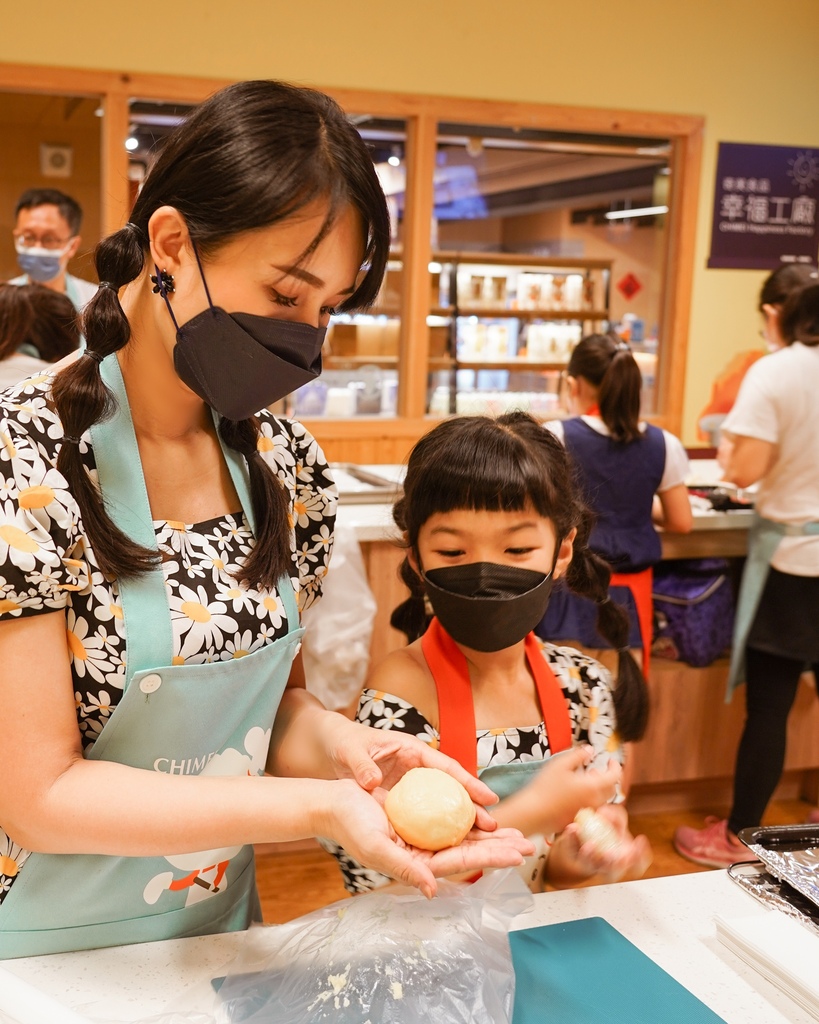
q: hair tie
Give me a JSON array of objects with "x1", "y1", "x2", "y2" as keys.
[
  {"x1": 125, "y1": 222, "x2": 142, "y2": 237},
  {"x1": 98, "y1": 281, "x2": 116, "y2": 291},
  {"x1": 62, "y1": 435, "x2": 82, "y2": 446},
  {"x1": 84, "y1": 350, "x2": 104, "y2": 364},
  {"x1": 595, "y1": 593, "x2": 612, "y2": 606}
]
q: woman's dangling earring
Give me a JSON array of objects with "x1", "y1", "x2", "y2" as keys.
[{"x1": 150, "y1": 268, "x2": 176, "y2": 297}]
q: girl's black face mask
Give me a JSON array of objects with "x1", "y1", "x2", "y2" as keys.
[
  {"x1": 159, "y1": 251, "x2": 325, "y2": 421},
  {"x1": 422, "y1": 561, "x2": 556, "y2": 652}
]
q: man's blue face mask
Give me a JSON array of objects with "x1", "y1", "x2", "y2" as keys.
[{"x1": 15, "y1": 242, "x2": 67, "y2": 283}]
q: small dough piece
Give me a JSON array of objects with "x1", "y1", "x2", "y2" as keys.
[
  {"x1": 574, "y1": 807, "x2": 621, "y2": 853},
  {"x1": 385, "y1": 767, "x2": 476, "y2": 851}
]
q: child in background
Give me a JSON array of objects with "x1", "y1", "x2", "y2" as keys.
[
  {"x1": 537, "y1": 332, "x2": 692, "y2": 675},
  {"x1": 0, "y1": 283, "x2": 80, "y2": 390},
  {"x1": 322, "y1": 413, "x2": 652, "y2": 893}
]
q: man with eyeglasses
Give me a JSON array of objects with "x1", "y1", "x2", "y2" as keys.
[{"x1": 9, "y1": 188, "x2": 97, "y2": 311}]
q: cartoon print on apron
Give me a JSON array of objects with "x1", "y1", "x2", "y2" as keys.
[{"x1": 0, "y1": 354, "x2": 304, "y2": 958}]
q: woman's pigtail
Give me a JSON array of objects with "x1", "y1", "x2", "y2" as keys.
[
  {"x1": 565, "y1": 543, "x2": 650, "y2": 742},
  {"x1": 51, "y1": 225, "x2": 159, "y2": 579},
  {"x1": 218, "y1": 417, "x2": 291, "y2": 590}
]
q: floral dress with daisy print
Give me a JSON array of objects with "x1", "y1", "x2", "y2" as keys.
[
  {"x1": 320, "y1": 640, "x2": 623, "y2": 894},
  {"x1": 0, "y1": 372, "x2": 336, "y2": 905}
]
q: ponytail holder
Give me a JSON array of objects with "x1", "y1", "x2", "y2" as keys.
[
  {"x1": 595, "y1": 593, "x2": 612, "y2": 606},
  {"x1": 62, "y1": 435, "x2": 82, "y2": 446},
  {"x1": 248, "y1": 449, "x2": 263, "y2": 460},
  {"x1": 84, "y1": 350, "x2": 104, "y2": 364},
  {"x1": 616, "y1": 341, "x2": 630, "y2": 352},
  {"x1": 98, "y1": 281, "x2": 117, "y2": 292}
]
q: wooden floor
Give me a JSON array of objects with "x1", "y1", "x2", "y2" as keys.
[{"x1": 254, "y1": 796, "x2": 817, "y2": 925}]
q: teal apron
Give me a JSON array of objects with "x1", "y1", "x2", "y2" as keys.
[
  {"x1": 0, "y1": 355, "x2": 303, "y2": 958},
  {"x1": 725, "y1": 512, "x2": 819, "y2": 700}
]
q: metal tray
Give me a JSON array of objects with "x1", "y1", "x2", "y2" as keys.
[
  {"x1": 727, "y1": 861, "x2": 819, "y2": 939},
  {"x1": 737, "y1": 824, "x2": 819, "y2": 913},
  {"x1": 330, "y1": 462, "x2": 403, "y2": 505}
]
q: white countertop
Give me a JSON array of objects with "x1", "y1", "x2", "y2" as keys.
[
  {"x1": 336, "y1": 463, "x2": 754, "y2": 544},
  {"x1": 0, "y1": 871, "x2": 812, "y2": 1024}
]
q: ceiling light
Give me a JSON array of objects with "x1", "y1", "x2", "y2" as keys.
[
  {"x1": 125, "y1": 136, "x2": 139, "y2": 151},
  {"x1": 605, "y1": 204, "x2": 668, "y2": 220}
]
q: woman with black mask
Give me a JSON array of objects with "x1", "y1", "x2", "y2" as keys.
[
  {"x1": 322, "y1": 413, "x2": 652, "y2": 895},
  {"x1": 0, "y1": 81, "x2": 532, "y2": 958}
]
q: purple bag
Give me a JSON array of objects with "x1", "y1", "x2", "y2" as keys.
[{"x1": 652, "y1": 558, "x2": 735, "y2": 668}]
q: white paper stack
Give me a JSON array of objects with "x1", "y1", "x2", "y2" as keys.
[{"x1": 715, "y1": 910, "x2": 819, "y2": 1021}]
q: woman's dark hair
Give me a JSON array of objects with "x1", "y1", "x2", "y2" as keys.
[
  {"x1": 567, "y1": 331, "x2": 643, "y2": 443},
  {"x1": 779, "y1": 281, "x2": 819, "y2": 347},
  {"x1": 0, "y1": 283, "x2": 80, "y2": 362},
  {"x1": 50, "y1": 79, "x2": 390, "y2": 585},
  {"x1": 390, "y1": 412, "x2": 649, "y2": 742},
  {"x1": 759, "y1": 264, "x2": 818, "y2": 310}
]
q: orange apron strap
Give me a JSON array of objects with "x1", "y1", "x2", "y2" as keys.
[
  {"x1": 421, "y1": 618, "x2": 479, "y2": 777},
  {"x1": 610, "y1": 567, "x2": 654, "y2": 677},
  {"x1": 523, "y1": 633, "x2": 572, "y2": 754},
  {"x1": 422, "y1": 619, "x2": 573, "y2": 773}
]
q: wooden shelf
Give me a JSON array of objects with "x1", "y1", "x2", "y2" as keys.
[
  {"x1": 453, "y1": 359, "x2": 567, "y2": 371},
  {"x1": 432, "y1": 250, "x2": 614, "y2": 271},
  {"x1": 454, "y1": 307, "x2": 609, "y2": 320},
  {"x1": 324, "y1": 355, "x2": 453, "y2": 370}
]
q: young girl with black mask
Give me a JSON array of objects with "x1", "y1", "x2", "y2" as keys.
[{"x1": 322, "y1": 412, "x2": 652, "y2": 894}]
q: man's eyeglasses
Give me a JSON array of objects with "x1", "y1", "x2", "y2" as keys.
[{"x1": 13, "y1": 232, "x2": 73, "y2": 251}]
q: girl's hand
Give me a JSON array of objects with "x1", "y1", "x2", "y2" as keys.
[
  {"x1": 318, "y1": 716, "x2": 502, "y2": 832},
  {"x1": 546, "y1": 804, "x2": 652, "y2": 887},
  {"x1": 489, "y1": 746, "x2": 621, "y2": 837},
  {"x1": 527, "y1": 746, "x2": 622, "y2": 834},
  {"x1": 324, "y1": 779, "x2": 534, "y2": 898}
]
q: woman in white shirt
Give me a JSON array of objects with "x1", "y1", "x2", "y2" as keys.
[
  {"x1": 674, "y1": 271, "x2": 819, "y2": 867},
  {"x1": 0, "y1": 282, "x2": 80, "y2": 391}
]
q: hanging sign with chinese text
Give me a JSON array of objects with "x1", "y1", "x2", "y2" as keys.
[{"x1": 707, "y1": 142, "x2": 819, "y2": 270}]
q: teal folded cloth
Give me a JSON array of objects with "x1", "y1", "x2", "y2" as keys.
[{"x1": 510, "y1": 917, "x2": 727, "y2": 1024}]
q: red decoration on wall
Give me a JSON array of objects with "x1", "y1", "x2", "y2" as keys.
[{"x1": 617, "y1": 272, "x2": 642, "y2": 300}]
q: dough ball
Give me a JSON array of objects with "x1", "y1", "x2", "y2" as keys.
[
  {"x1": 385, "y1": 767, "x2": 477, "y2": 852},
  {"x1": 574, "y1": 807, "x2": 621, "y2": 853}
]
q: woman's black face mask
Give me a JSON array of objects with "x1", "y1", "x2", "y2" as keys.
[
  {"x1": 422, "y1": 561, "x2": 556, "y2": 652},
  {"x1": 158, "y1": 249, "x2": 325, "y2": 421}
]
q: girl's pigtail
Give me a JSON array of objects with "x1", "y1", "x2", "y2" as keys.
[
  {"x1": 389, "y1": 557, "x2": 429, "y2": 643},
  {"x1": 565, "y1": 543, "x2": 650, "y2": 742},
  {"x1": 389, "y1": 492, "x2": 430, "y2": 643},
  {"x1": 217, "y1": 416, "x2": 292, "y2": 590},
  {"x1": 51, "y1": 225, "x2": 158, "y2": 579}
]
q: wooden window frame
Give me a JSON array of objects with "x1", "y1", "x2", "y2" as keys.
[{"x1": 0, "y1": 62, "x2": 703, "y2": 455}]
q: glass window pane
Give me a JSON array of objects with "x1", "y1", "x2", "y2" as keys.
[
  {"x1": 307, "y1": 115, "x2": 406, "y2": 420},
  {"x1": 428, "y1": 122, "x2": 671, "y2": 417}
]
